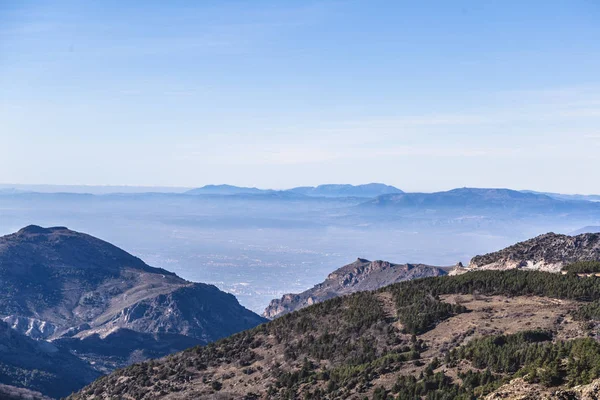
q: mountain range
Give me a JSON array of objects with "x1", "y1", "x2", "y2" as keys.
[
  {"x1": 572, "y1": 226, "x2": 600, "y2": 235},
  {"x1": 185, "y1": 183, "x2": 403, "y2": 198},
  {"x1": 0, "y1": 226, "x2": 266, "y2": 398},
  {"x1": 361, "y1": 187, "x2": 600, "y2": 212},
  {"x1": 522, "y1": 190, "x2": 600, "y2": 203}
]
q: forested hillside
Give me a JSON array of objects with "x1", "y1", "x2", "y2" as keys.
[{"x1": 69, "y1": 268, "x2": 600, "y2": 399}]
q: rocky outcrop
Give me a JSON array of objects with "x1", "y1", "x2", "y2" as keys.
[
  {"x1": 454, "y1": 232, "x2": 600, "y2": 274},
  {"x1": 2, "y1": 316, "x2": 58, "y2": 339},
  {"x1": 263, "y1": 258, "x2": 446, "y2": 318},
  {"x1": 0, "y1": 320, "x2": 100, "y2": 399},
  {"x1": 0, "y1": 383, "x2": 53, "y2": 400},
  {"x1": 558, "y1": 378, "x2": 600, "y2": 399},
  {"x1": 486, "y1": 377, "x2": 600, "y2": 399}
]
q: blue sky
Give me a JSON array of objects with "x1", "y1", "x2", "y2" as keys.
[{"x1": 1, "y1": 0, "x2": 600, "y2": 193}]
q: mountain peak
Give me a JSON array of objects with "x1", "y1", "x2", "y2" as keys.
[
  {"x1": 17, "y1": 225, "x2": 70, "y2": 235},
  {"x1": 263, "y1": 258, "x2": 445, "y2": 318}
]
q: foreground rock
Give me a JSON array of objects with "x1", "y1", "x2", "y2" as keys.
[
  {"x1": 263, "y1": 258, "x2": 446, "y2": 318},
  {"x1": 486, "y1": 377, "x2": 600, "y2": 399}
]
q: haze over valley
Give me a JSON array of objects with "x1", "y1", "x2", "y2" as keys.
[{"x1": 2, "y1": 184, "x2": 599, "y2": 313}]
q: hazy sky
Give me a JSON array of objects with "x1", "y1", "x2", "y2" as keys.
[{"x1": 1, "y1": 1, "x2": 600, "y2": 193}]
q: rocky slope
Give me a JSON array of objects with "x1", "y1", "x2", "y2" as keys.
[
  {"x1": 486, "y1": 377, "x2": 600, "y2": 399},
  {"x1": 451, "y1": 232, "x2": 600, "y2": 274},
  {"x1": 263, "y1": 258, "x2": 446, "y2": 318},
  {"x1": 0, "y1": 383, "x2": 53, "y2": 400},
  {"x1": 68, "y1": 269, "x2": 600, "y2": 399},
  {"x1": 0, "y1": 320, "x2": 100, "y2": 398},
  {"x1": 0, "y1": 226, "x2": 266, "y2": 397}
]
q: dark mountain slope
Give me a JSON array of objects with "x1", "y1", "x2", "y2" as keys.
[
  {"x1": 0, "y1": 225, "x2": 265, "y2": 343},
  {"x1": 0, "y1": 225, "x2": 177, "y2": 324},
  {"x1": 0, "y1": 226, "x2": 266, "y2": 397},
  {"x1": 263, "y1": 258, "x2": 446, "y2": 318}
]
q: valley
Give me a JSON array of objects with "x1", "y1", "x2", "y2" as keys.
[{"x1": 2, "y1": 187, "x2": 599, "y2": 313}]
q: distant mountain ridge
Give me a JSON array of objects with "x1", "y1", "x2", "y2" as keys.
[
  {"x1": 185, "y1": 184, "x2": 267, "y2": 195},
  {"x1": 361, "y1": 188, "x2": 600, "y2": 217},
  {"x1": 365, "y1": 188, "x2": 556, "y2": 208},
  {"x1": 571, "y1": 226, "x2": 600, "y2": 235},
  {"x1": 186, "y1": 183, "x2": 403, "y2": 198},
  {"x1": 288, "y1": 183, "x2": 403, "y2": 198},
  {"x1": 263, "y1": 258, "x2": 446, "y2": 318},
  {"x1": 0, "y1": 225, "x2": 266, "y2": 398},
  {"x1": 522, "y1": 190, "x2": 600, "y2": 202}
]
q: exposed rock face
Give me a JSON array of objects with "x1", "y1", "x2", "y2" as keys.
[
  {"x1": 263, "y1": 258, "x2": 446, "y2": 318},
  {"x1": 560, "y1": 378, "x2": 600, "y2": 399},
  {"x1": 0, "y1": 226, "x2": 266, "y2": 397},
  {"x1": 486, "y1": 377, "x2": 600, "y2": 400},
  {"x1": 0, "y1": 383, "x2": 53, "y2": 400},
  {"x1": 455, "y1": 232, "x2": 600, "y2": 274},
  {"x1": 0, "y1": 320, "x2": 100, "y2": 399}
]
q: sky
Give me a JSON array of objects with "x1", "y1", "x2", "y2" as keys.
[{"x1": 1, "y1": 0, "x2": 600, "y2": 193}]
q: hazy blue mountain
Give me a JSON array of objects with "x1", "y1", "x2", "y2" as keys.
[
  {"x1": 186, "y1": 183, "x2": 403, "y2": 198},
  {"x1": 362, "y1": 188, "x2": 600, "y2": 213},
  {"x1": 521, "y1": 190, "x2": 600, "y2": 202},
  {"x1": 0, "y1": 184, "x2": 191, "y2": 195},
  {"x1": 288, "y1": 183, "x2": 403, "y2": 198},
  {"x1": 571, "y1": 226, "x2": 600, "y2": 235},
  {"x1": 186, "y1": 184, "x2": 269, "y2": 195}
]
